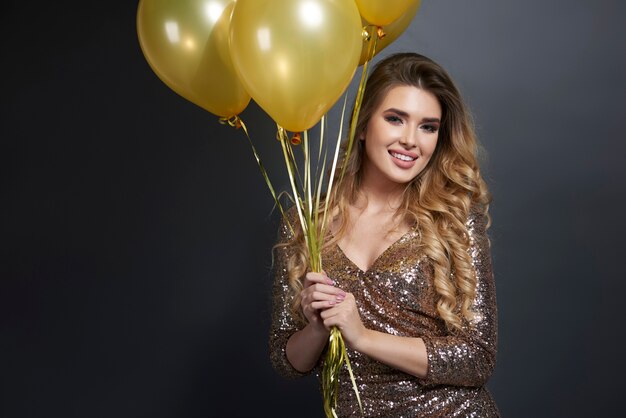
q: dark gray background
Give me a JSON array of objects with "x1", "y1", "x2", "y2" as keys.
[{"x1": 2, "y1": 1, "x2": 624, "y2": 417}]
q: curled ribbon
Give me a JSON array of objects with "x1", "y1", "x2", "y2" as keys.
[{"x1": 219, "y1": 115, "x2": 243, "y2": 129}]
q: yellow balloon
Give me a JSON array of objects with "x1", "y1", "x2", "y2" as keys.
[
  {"x1": 358, "y1": 0, "x2": 421, "y2": 65},
  {"x1": 229, "y1": 0, "x2": 362, "y2": 132},
  {"x1": 355, "y1": 0, "x2": 418, "y2": 27},
  {"x1": 137, "y1": 0, "x2": 250, "y2": 117}
]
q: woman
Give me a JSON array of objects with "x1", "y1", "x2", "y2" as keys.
[{"x1": 270, "y1": 53, "x2": 499, "y2": 417}]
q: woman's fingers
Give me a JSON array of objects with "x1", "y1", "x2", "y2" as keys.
[
  {"x1": 304, "y1": 272, "x2": 332, "y2": 287},
  {"x1": 302, "y1": 272, "x2": 345, "y2": 301},
  {"x1": 309, "y1": 290, "x2": 345, "y2": 308},
  {"x1": 301, "y1": 288, "x2": 345, "y2": 306},
  {"x1": 319, "y1": 293, "x2": 356, "y2": 323},
  {"x1": 300, "y1": 273, "x2": 346, "y2": 325},
  {"x1": 301, "y1": 271, "x2": 346, "y2": 327}
]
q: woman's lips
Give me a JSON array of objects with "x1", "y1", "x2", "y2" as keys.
[{"x1": 389, "y1": 150, "x2": 418, "y2": 168}]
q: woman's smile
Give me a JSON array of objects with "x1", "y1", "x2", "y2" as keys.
[{"x1": 389, "y1": 149, "x2": 419, "y2": 167}]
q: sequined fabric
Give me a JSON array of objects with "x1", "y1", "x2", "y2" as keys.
[{"x1": 269, "y1": 208, "x2": 500, "y2": 417}]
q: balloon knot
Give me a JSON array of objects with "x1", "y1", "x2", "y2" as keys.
[
  {"x1": 377, "y1": 27, "x2": 386, "y2": 39},
  {"x1": 219, "y1": 115, "x2": 242, "y2": 129},
  {"x1": 361, "y1": 27, "x2": 372, "y2": 42},
  {"x1": 291, "y1": 132, "x2": 302, "y2": 145}
]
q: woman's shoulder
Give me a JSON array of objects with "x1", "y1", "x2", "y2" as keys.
[{"x1": 468, "y1": 202, "x2": 488, "y2": 222}]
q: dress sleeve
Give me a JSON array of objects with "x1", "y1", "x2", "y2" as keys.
[
  {"x1": 268, "y1": 215, "x2": 312, "y2": 378},
  {"x1": 419, "y1": 207, "x2": 498, "y2": 387}
]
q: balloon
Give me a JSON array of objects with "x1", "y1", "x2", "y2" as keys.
[
  {"x1": 355, "y1": 0, "x2": 418, "y2": 27},
  {"x1": 137, "y1": 0, "x2": 250, "y2": 117},
  {"x1": 358, "y1": 1, "x2": 421, "y2": 65},
  {"x1": 229, "y1": 0, "x2": 362, "y2": 132}
]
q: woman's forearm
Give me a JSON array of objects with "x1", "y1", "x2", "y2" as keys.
[
  {"x1": 353, "y1": 329, "x2": 429, "y2": 378},
  {"x1": 285, "y1": 324, "x2": 330, "y2": 373}
]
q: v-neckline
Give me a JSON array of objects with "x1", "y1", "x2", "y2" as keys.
[{"x1": 334, "y1": 227, "x2": 416, "y2": 275}]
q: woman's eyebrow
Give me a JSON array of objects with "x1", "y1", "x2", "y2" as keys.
[
  {"x1": 384, "y1": 108, "x2": 410, "y2": 118},
  {"x1": 384, "y1": 108, "x2": 440, "y2": 123}
]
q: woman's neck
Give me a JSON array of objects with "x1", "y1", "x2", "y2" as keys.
[
  {"x1": 355, "y1": 166, "x2": 406, "y2": 214},
  {"x1": 329, "y1": 174, "x2": 408, "y2": 239},
  {"x1": 354, "y1": 181, "x2": 405, "y2": 215}
]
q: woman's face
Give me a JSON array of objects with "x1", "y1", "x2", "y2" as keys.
[{"x1": 361, "y1": 85, "x2": 441, "y2": 188}]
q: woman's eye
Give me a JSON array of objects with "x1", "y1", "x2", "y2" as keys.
[
  {"x1": 421, "y1": 124, "x2": 439, "y2": 133},
  {"x1": 384, "y1": 115, "x2": 403, "y2": 124}
]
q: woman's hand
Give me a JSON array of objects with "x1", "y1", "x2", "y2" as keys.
[
  {"x1": 300, "y1": 272, "x2": 346, "y2": 333},
  {"x1": 285, "y1": 272, "x2": 345, "y2": 373},
  {"x1": 320, "y1": 292, "x2": 367, "y2": 350}
]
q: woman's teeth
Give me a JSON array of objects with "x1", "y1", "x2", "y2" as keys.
[{"x1": 391, "y1": 152, "x2": 416, "y2": 162}]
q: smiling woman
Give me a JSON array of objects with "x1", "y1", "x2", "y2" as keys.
[{"x1": 269, "y1": 53, "x2": 499, "y2": 417}]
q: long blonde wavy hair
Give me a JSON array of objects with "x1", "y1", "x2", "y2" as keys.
[{"x1": 281, "y1": 53, "x2": 491, "y2": 331}]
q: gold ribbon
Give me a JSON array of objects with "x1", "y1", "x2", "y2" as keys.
[{"x1": 220, "y1": 115, "x2": 292, "y2": 234}]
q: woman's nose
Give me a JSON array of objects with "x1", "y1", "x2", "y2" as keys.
[{"x1": 399, "y1": 127, "x2": 417, "y2": 147}]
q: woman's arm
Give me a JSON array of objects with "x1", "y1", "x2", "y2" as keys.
[
  {"x1": 269, "y1": 219, "x2": 311, "y2": 378},
  {"x1": 320, "y1": 293, "x2": 429, "y2": 378},
  {"x1": 356, "y1": 331, "x2": 429, "y2": 377},
  {"x1": 285, "y1": 323, "x2": 329, "y2": 373},
  {"x1": 418, "y1": 208, "x2": 498, "y2": 386},
  {"x1": 269, "y1": 219, "x2": 345, "y2": 376}
]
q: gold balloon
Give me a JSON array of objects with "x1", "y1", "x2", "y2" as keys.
[
  {"x1": 137, "y1": 0, "x2": 250, "y2": 117},
  {"x1": 229, "y1": 0, "x2": 362, "y2": 132},
  {"x1": 358, "y1": 0, "x2": 421, "y2": 65},
  {"x1": 355, "y1": 0, "x2": 418, "y2": 27}
]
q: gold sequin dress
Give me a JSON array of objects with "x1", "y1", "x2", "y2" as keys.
[{"x1": 270, "y1": 208, "x2": 500, "y2": 417}]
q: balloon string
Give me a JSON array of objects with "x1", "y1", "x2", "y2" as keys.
[
  {"x1": 320, "y1": 98, "x2": 363, "y2": 418},
  {"x1": 339, "y1": 25, "x2": 380, "y2": 184},
  {"x1": 277, "y1": 126, "x2": 311, "y2": 261},
  {"x1": 219, "y1": 116, "x2": 293, "y2": 236},
  {"x1": 275, "y1": 120, "x2": 362, "y2": 418},
  {"x1": 320, "y1": 27, "x2": 383, "y2": 418}
]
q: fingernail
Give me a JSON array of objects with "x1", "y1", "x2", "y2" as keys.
[
  {"x1": 329, "y1": 300, "x2": 336, "y2": 305},
  {"x1": 339, "y1": 290, "x2": 346, "y2": 297},
  {"x1": 336, "y1": 295, "x2": 345, "y2": 302},
  {"x1": 326, "y1": 279, "x2": 334, "y2": 285}
]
